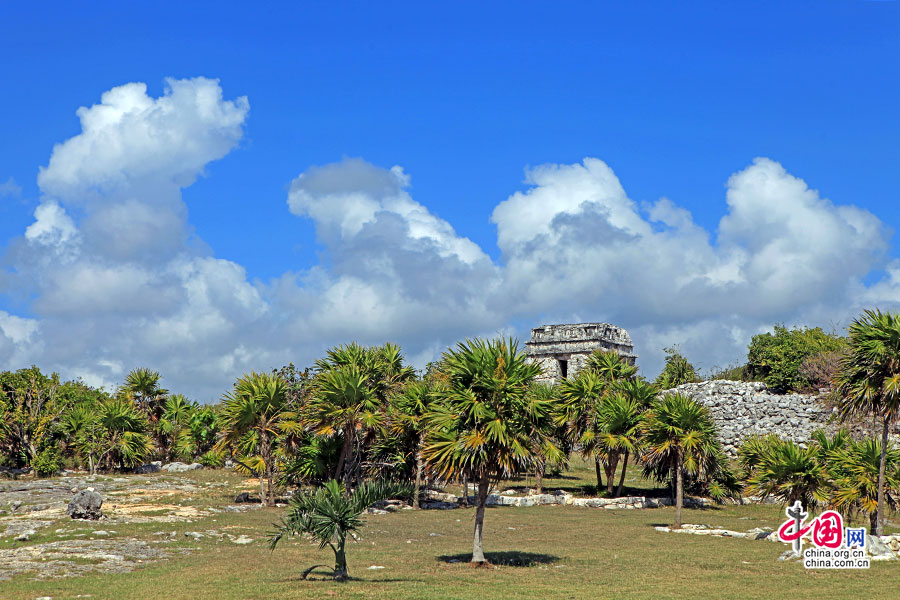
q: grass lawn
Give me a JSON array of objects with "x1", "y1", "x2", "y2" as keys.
[{"x1": 3, "y1": 465, "x2": 895, "y2": 600}]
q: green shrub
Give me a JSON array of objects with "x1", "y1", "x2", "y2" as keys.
[
  {"x1": 32, "y1": 446, "x2": 62, "y2": 477},
  {"x1": 746, "y1": 325, "x2": 846, "y2": 392},
  {"x1": 199, "y1": 449, "x2": 224, "y2": 468}
]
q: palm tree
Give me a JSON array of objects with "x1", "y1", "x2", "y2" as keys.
[
  {"x1": 307, "y1": 365, "x2": 381, "y2": 488},
  {"x1": 157, "y1": 394, "x2": 197, "y2": 460},
  {"x1": 524, "y1": 382, "x2": 565, "y2": 495},
  {"x1": 835, "y1": 308, "x2": 900, "y2": 535},
  {"x1": 423, "y1": 337, "x2": 542, "y2": 565},
  {"x1": 829, "y1": 437, "x2": 900, "y2": 532},
  {"x1": 641, "y1": 393, "x2": 723, "y2": 528},
  {"x1": 309, "y1": 343, "x2": 415, "y2": 488},
  {"x1": 217, "y1": 372, "x2": 294, "y2": 506},
  {"x1": 616, "y1": 378, "x2": 658, "y2": 409},
  {"x1": 558, "y1": 370, "x2": 608, "y2": 491},
  {"x1": 269, "y1": 479, "x2": 411, "y2": 581},
  {"x1": 586, "y1": 350, "x2": 638, "y2": 383},
  {"x1": 89, "y1": 397, "x2": 153, "y2": 472},
  {"x1": 389, "y1": 379, "x2": 435, "y2": 507},
  {"x1": 123, "y1": 367, "x2": 167, "y2": 417},
  {"x1": 598, "y1": 392, "x2": 644, "y2": 496},
  {"x1": 741, "y1": 436, "x2": 829, "y2": 509}
]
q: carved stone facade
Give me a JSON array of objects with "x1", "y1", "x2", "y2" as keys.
[{"x1": 526, "y1": 323, "x2": 636, "y2": 383}]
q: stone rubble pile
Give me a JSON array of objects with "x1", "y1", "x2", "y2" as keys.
[
  {"x1": 421, "y1": 490, "x2": 709, "y2": 510},
  {"x1": 657, "y1": 524, "x2": 900, "y2": 561}
]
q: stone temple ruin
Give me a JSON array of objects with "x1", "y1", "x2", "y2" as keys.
[{"x1": 526, "y1": 323, "x2": 636, "y2": 383}]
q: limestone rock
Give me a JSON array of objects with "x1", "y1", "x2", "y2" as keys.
[
  {"x1": 134, "y1": 461, "x2": 162, "y2": 474},
  {"x1": 161, "y1": 462, "x2": 203, "y2": 472},
  {"x1": 866, "y1": 534, "x2": 898, "y2": 561},
  {"x1": 14, "y1": 529, "x2": 36, "y2": 541},
  {"x1": 67, "y1": 490, "x2": 103, "y2": 520}
]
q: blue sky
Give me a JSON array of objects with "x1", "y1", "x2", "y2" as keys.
[{"x1": 1, "y1": 2, "x2": 899, "y2": 400}]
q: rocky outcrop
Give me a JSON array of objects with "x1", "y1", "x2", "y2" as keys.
[{"x1": 667, "y1": 381, "x2": 834, "y2": 456}]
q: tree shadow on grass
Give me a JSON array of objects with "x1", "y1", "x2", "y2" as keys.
[
  {"x1": 437, "y1": 551, "x2": 560, "y2": 567},
  {"x1": 276, "y1": 568, "x2": 422, "y2": 584}
]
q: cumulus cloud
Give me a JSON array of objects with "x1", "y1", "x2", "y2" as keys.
[{"x1": 2, "y1": 76, "x2": 899, "y2": 398}]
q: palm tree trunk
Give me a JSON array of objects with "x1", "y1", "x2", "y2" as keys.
[
  {"x1": 259, "y1": 428, "x2": 272, "y2": 507},
  {"x1": 535, "y1": 459, "x2": 545, "y2": 495},
  {"x1": 259, "y1": 472, "x2": 265, "y2": 503},
  {"x1": 267, "y1": 455, "x2": 276, "y2": 507},
  {"x1": 594, "y1": 458, "x2": 603, "y2": 492},
  {"x1": 471, "y1": 474, "x2": 490, "y2": 564},
  {"x1": 876, "y1": 417, "x2": 889, "y2": 535},
  {"x1": 605, "y1": 455, "x2": 618, "y2": 495},
  {"x1": 334, "y1": 424, "x2": 354, "y2": 489},
  {"x1": 333, "y1": 538, "x2": 349, "y2": 581},
  {"x1": 413, "y1": 437, "x2": 424, "y2": 509},
  {"x1": 616, "y1": 449, "x2": 629, "y2": 497},
  {"x1": 674, "y1": 450, "x2": 684, "y2": 529}
]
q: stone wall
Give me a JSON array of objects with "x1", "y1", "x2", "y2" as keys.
[{"x1": 667, "y1": 380, "x2": 835, "y2": 457}]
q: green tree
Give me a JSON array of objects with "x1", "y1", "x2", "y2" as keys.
[
  {"x1": 269, "y1": 479, "x2": 411, "y2": 581},
  {"x1": 653, "y1": 347, "x2": 699, "y2": 390},
  {"x1": 641, "y1": 393, "x2": 725, "y2": 528},
  {"x1": 0, "y1": 367, "x2": 66, "y2": 469},
  {"x1": 748, "y1": 325, "x2": 845, "y2": 391},
  {"x1": 218, "y1": 372, "x2": 295, "y2": 506},
  {"x1": 423, "y1": 337, "x2": 543, "y2": 564},
  {"x1": 835, "y1": 308, "x2": 900, "y2": 535}
]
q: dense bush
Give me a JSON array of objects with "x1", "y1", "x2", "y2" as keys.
[
  {"x1": 746, "y1": 325, "x2": 846, "y2": 391},
  {"x1": 32, "y1": 446, "x2": 62, "y2": 477},
  {"x1": 798, "y1": 349, "x2": 846, "y2": 391}
]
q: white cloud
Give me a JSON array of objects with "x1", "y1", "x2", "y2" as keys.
[
  {"x1": 0, "y1": 177, "x2": 22, "y2": 198},
  {"x1": 25, "y1": 201, "x2": 77, "y2": 247},
  {"x1": 3, "y1": 77, "x2": 900, "y2": 398},
  {"x1": 38, "y1": 78, "x2": 248, "y2": 199}
]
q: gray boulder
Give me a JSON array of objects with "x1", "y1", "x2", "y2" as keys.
[
  {"x1": 161, "y1": 462, "x2": 203, "y2": 472},
  {"x1": 67, "y1": 489, "x2": 103, "y2": 520},
  {"x1": 135, "y1": 461, "x2": 162, "y2": 474}
]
